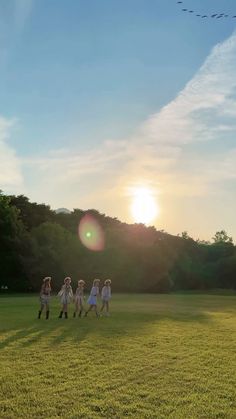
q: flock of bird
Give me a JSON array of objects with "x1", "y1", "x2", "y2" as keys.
[{"x1": 177, "y1": 1, "x2": 236, "y2": 19}]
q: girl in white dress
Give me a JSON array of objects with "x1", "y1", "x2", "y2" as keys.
[
  {"x1": 73, "y1": 279, "x2": 85, "y2": 318},
  {"x1": 58, "y1": 277, "x2": 73, "y2": 319},
  {"x1": 84, "y1": 279, "x2": 100, "y2": 317},
  {"x1": 100, "y1": 279, "x2": 112, "y2": 316},
  {"x1": 38, "y1": 277, "x2": 51, "y2": 319}
]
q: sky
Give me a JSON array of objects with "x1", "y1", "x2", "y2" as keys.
[{"x1": 1, "y1": 0, "x2": 236, "y2": 241}]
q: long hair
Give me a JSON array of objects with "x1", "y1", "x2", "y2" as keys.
[{"x1": 93, "y1": 278, "x2": 100, "y2": 286}]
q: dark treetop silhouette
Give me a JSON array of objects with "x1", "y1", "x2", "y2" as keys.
[{"x1": 0, "y1": 191, "x2": 235, "y2": 293}]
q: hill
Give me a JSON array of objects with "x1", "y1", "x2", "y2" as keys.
[{"x1": 0, "y1": 191, "x2": 235, "y2": 292}]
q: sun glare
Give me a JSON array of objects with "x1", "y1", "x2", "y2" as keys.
[{"x1": 130, "y1": 187, "x2": 159, "y2": 225}]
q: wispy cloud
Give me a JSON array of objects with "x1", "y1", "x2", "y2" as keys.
[
  {"x1": 19, "y1": 31, "x2": 236, "y2": 210},
  {"x1": 6, "y1": 30, "x2": 236, "y2": 221},
  {"x1": 143, "y1": 32, "x2": 236, "y2": 145},
  {"x1": 0, "y1": 117, "x2": 23, "y2": 192},
  {"x1": 13, "y1": 0, "x2": 34, "y2": 31},
  {"x1": 0, "y1": 0, "x2": 33, "y2": 68},
  {"x1": 136, "y1": 31, "x2": 236, "y2": 195}
]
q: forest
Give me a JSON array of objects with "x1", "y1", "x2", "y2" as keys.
[{"x1": 0, "y1": 191, "x2": 235, "y2": 293}]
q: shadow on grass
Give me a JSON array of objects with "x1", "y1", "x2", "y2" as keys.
[{"x1": 0, "y1": 309, "x2": 212, "y2": 350}]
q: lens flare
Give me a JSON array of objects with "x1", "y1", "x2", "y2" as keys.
[{"x1": 78, "y1": 214, "x2": 105, "y2": 251}]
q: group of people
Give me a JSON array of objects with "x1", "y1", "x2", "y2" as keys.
[{"x1": 38, "y1": 277, "x2": 112, "y2": 320}]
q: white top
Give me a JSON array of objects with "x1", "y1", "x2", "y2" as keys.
[
  {"x1": 75, "y1": 287, "x2": 84, "y2": 297},
  {"x1": 58, "y1": 284, "x2": 73, "y2": 298},
  {"x1": 101, "y1": 285, "x2": 111, "y2": 299}
]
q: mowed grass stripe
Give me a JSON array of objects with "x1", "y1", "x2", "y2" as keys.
[{"x1": 0, "y1": 294, "x2": 236, "y2": 418}]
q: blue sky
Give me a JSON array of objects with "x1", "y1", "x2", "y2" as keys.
[{"x1": 1, "y1": 0, "x2": 236, "y2": 240}]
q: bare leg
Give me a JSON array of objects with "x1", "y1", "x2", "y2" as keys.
[
  {"x1": 79, "y1": 302, "x2": 83, "y2": 317},
  {"x1": 59, "y1": 305, "x2": 64, "y2": 318},
  {"x1": 94, "y1": 304, "x2": 99, "y2": 318},
  {"x1": 38, "y1": 303, "x2": 45, "y2": 319},
  {"x1": 84, "y1": 305, "x2": 93, "y2": 316},
  {"x1": 63, "y1": 304, "x2": 68, "y2": 318},
  {"x1": 74, "y1": 302, "x2": 79, "y2": 317},
  {"x1": 45, "y1": 303, "x2": 50, "y2": 319},
  {"x1": 85, "y1": 304, "x2": 98, "y2": 316}
]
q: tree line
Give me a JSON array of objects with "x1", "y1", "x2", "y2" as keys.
[{"x1": 0, "y1": 191, "x2": 235, "y2": 292}]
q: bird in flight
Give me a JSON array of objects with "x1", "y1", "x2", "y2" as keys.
[{"x1": 176, "y1": 1, "x2": 236, "y2": 20}]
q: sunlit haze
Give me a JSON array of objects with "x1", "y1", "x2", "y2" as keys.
[
  {"x1": 130, "y1": 187, "x2": 159, "y2": 225},
  {"x1": 1, "y1": 0, "x2": 236, "y2": 241}
]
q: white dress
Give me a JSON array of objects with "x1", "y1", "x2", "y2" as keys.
[
  {"x1": 58, "y1": 284, "x2": 73, "y2": 304},
  {"x1": 75, "y1": 287, "x2": 84, "y2": 305},
  {"x1": 87, "y1": 286, "x2": 99, "y2": 305},
  {"x1": 101, "y1": 285, "x2": 111, "y2": 302}
]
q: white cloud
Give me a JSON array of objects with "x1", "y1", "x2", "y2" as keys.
[
  {"x1": 133, "y1": 31, "x2": 236, "y2": 196},
  {"x1": 142, "y1": 32, "x2": 236, "y2": 146},
  {"x1": 0, "y1": 117, "x2": 23, "y2": 192},
  {"x1": 17, "y1": 30, "x2": 236, "y2": 213},
  {"x1": 13, "y1": 0, "x2": 34, "y2": 31},
  {"x1": 0, "y1": 0, "x2": 33, "y2": 68}
]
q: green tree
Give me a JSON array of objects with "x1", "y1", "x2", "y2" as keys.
[
  {"x1": 24, "y1": 222, "x2": 87, "y2": 291},
  {"x1": 212, "y1": 230, "x2": 233, "y2": 244},
  {"x1": 0, "y1": 191, "x2": 28, "y2": 290},
  {"x1": 9, "y1": 195, "x2": 53, "y2": 230}
]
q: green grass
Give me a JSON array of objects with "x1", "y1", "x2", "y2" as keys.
[{"x1": 0, "y1": 293, "x2": 236, "y2": 418}]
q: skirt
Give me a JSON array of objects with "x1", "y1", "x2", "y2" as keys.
[
  {"x1": 75, "y1": 296, "x2": 83, "y2": 305},
  {"x1": 87, "y1": 295, "x2": 97, "y2": 305},
  {"x1": 40, "y1": 294, "x2": 50, "y2": 305},
  {"x1": 60, "y1": 295, "x2": 72, "y2": 305}
]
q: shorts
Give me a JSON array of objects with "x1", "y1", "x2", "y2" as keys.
[
  {"x1": 40, "y1": 294, "x2": 50, "y2": 305},
  {"x1": 102, "y1": 297, "x2": 110, "y2": 302}
]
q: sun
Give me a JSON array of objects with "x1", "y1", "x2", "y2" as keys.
[{"x1": 130, "y1": 187, "x2": 159, "y2": 225}]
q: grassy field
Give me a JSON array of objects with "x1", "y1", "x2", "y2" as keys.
[{"x1": 0, "y1": 293, "x2": 236, "y2": 419}]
